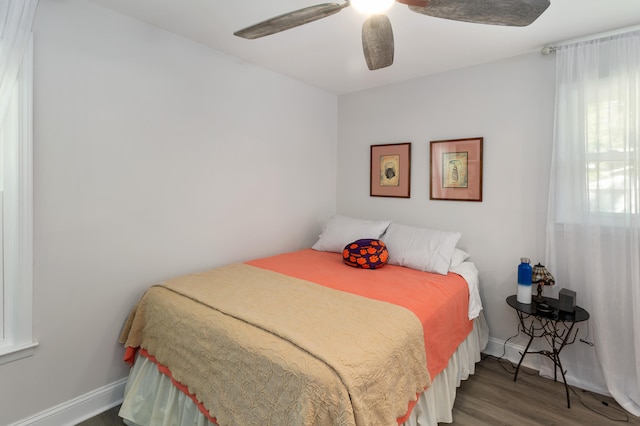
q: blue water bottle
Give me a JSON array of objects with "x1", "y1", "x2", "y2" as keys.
[{"x1": 517, "y1": 258, "x2": 532, "y2": 304}]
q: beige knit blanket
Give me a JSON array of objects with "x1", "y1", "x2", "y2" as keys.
[{"x1": 120, "y1": 263, "x2": 430, "y2": 426}]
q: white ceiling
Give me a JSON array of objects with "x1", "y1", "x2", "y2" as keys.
[{"x1": 86, "y1": 0, "x2": 640, "y2": 94}]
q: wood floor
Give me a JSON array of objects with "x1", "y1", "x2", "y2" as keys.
[{"x1": 77, "y1": 355, "x2": 639, "y2": 425}]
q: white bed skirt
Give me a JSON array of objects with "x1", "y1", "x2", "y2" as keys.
[{"x1": 119, "y1": 312, "x2": 488, "y2": 426}]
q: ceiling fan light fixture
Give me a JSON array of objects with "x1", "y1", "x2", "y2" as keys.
[
  {"x1": 234, "y1": 0, "x2": 552, "y2": 71},
  {"x1": 351, "y1": 0, "x2": 395, "y2": 15}
]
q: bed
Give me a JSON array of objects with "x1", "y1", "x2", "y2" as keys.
[{"x1": 118, "y1": 217, "x2": 488, "y2": 426}]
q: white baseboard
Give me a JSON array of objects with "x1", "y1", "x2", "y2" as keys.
[
  {"x1": 483, "y1": 337, "x2": 611, "y2": 397},
  {"x1": 8, "y1": 378, "x2": 127, "y2": 426},
  {"x1": 483, "y1": 336, "x2": 542, "y2": 372}
]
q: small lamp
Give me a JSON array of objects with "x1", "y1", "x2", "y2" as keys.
[{"x1": 531, "y1": 263, "x2": 555, "y2": 303}]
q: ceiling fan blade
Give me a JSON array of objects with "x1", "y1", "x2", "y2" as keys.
[
  {"x1": 234, "y1": 2, "x2": 350, "y2": 39},
  {"x1": 409, "y1": 0, "x2": 550, "y2": 27},
  {"x1": 362, "y1": 15, "x2": 394, "y2": 70}
]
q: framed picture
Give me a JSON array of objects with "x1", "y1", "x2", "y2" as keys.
[
  {"x1": 370, "y1": 142, "x2": 411, "y2": 198},
  {"x1": 430, "y1": 137, "x2": 483, "y2": 201}
]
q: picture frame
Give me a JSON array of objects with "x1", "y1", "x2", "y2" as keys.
[
  {"x1": 430, "y1": 137, "x2": 483, "y2": 202},
  {"x1": 370, "y1": 142, "x2": 411, "y2": 198}
]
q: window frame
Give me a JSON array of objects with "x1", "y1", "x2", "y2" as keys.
[{"x1": 0, "y1": 34, "x2": 37, "y2": 365}]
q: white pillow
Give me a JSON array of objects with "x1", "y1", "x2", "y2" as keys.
[
  {"x1": 382, "y1": 223, "x2": 461, "y2": 275},
  {"x1": 449, "y1": 248, "x2": 470, "y2": 270},
  {"x1": 312, "y1": 215, "x2": 391, "y2": 253}
]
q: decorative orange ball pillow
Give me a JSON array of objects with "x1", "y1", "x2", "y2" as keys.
[{"x1": 342, "y1": 239, "x2": 389, "y2": 269}]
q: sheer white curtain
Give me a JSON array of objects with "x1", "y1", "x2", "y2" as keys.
[
  {"x1": 547, "y1": 30, "x2": 640, "y2": 416},
  {"x1": 0, "y1": 0, "x2": 38, "y2": 124},
  {"x1": 0, "y1": 0, "x2": 38, "y2": 361}
]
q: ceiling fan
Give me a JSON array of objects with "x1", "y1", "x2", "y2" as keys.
[{"x1": 234, "y1": 0, "x2": 551, "y2": 71}]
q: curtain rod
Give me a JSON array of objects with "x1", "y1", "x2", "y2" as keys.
[{"x1": 541, "y1": 24, "x2": 640, "y2": 55}]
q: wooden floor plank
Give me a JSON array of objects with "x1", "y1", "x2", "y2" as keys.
[{"x1": 449, "y1": 355, "x2": 638, "y2": 426}]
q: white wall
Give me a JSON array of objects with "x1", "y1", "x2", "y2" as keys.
[
  {"x1": 1, "y1": 1, "x2": 606, "y2": 423},
  {"x1": 337, "y1": 52, "x2": 557, "y2": 355},
  {"x1": 0, "y1": 0, "x2": 338, "y2": 424}
]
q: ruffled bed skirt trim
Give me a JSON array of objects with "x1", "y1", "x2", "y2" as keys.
[{"x1": 119, "y1": 312, "x2": 488, "y2": 426}]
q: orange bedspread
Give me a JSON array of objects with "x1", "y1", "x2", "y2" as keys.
[{"x1": 247, "y1": 249, "x2": 473, "y2": 379}]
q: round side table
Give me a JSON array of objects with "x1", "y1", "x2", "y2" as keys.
[{"x1": 506, "y1": 295, "x2": 590, "y2": 408}]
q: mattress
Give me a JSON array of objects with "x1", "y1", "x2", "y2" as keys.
[{"x1": 119, "y1": 249, "x2": 486, "y2": 425}]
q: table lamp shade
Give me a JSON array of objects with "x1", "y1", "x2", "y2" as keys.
[{"x1": 532, "y1": 263, "x2": 555, "y2": 302}]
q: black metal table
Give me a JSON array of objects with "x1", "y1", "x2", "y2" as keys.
[{"x1": 506, "y1": 295, "x2": 590, "y2": 408}]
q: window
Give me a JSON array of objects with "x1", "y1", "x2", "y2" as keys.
[
  {"x1": 0, "y1": 34, "x2": 36, "y2": 365},
  {"x1": 585, "y1": 75, "x2": 639, "y2": 215}
]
